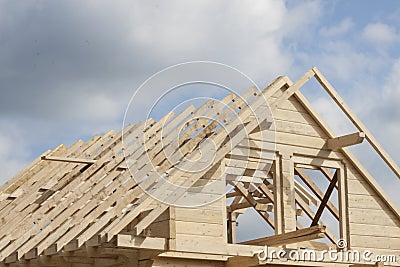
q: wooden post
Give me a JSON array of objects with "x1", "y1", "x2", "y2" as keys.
[
  {"x1": 279, "y1": 152, "x2": 296, "y2": 234},
  {"x1": 338, "y1": 164, "x2": 349, "y2": 249},
  {"x1": 273, "y1": 157, "x2": 283, "y2": 235}
]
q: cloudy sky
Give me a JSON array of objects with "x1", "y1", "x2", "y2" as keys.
[{"x1": 1, "y1": 0, "x2": 399, "y2": 238}]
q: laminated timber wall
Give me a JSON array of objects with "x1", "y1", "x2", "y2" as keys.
[{"x1": 0, "y1": 67, "x2": 399, "y2": 267}]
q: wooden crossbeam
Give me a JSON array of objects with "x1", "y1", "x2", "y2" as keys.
[
  {"x1": 240, "y1": 225, "x2": 326, "y2": 247},
  {"x1": 41, "y1": 155, "x2": 97, "y2": 164},
  {"x1": 326, "y1": 132, "x2": 365, "y2": 150},
  {"x1": 228, "y1": 198, "x2": 272, "y2": 212},
  {"x1": 311, "y1": 170, "x2": 338, "y2": 226}
]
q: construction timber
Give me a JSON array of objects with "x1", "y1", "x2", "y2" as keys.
[{"x1": 0, "y1": 67, "x2": 399, "y2": 266}]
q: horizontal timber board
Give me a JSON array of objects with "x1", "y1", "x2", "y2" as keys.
[
  {"x1": 350, "y1": 235, "x2": 400, "y2": 250},
  {"x1": 174, "y1": 208, "x2": 223, "y2": 224},
  {"x1": 348, "y1": 208, "x2": 399, "y2": 226},
  {"x1": 347, "y1": 179, "x2": 377, "y2": 196},
  {"x1": 348, "y1": 194, "x2": 388, "y2": 210},
  {"x1": 274, "y1": 119, "x2": 328, "y2": 138},
  {"x1": 272, "y1": 108, "x2": 320, "y2": 127},
  {"x1": 175, "y1": 221, "x2": 224, "y2": 237},
  {"x1": 349, "y1": 223, "x2": 400, "y2": 238},
  {"x1": 174, "y1": 234, "x2": 226, "y2": 253}
]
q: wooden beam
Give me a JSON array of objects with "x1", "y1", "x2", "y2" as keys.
[
  {"x1": 293, "y1": 89, "x2": 400, "y2": 221},
  {"x1": 279, "y1": 152, "x2": 296, "y2": 233},
  {"x1": 233, "y1": 182, "x2": 275, "y2": 228},
  {"x1": 313, "y1": 66, "x2": 400, "y2": 180},
  {"x1": 311, "y1": 170, "x2": 338, "y2": 226},
  {"x1": 326, "y1": 132, "x2": 365, "y2": 150},
  {"x1": 337, "y1": 166, "x2": 349, "y2": 249},
  {"x1": 41, "y1": 156, "x2": 97, "y2": 164},
  {"x1": 271, "y1": 69, "x2": 315, "y2": 110},
  {"x1": 228, "y1": 198, "x2": 272, "y2": 212},
  {"x1": 117, "y1": 235, "x2": 168, "y2": 250},
  {"x1": 272, "y1": 157, "x2": 283, "y2": 235},
  {"x1": 295, "y1": 167, "x2": 339, "y2": 219},
  {"x1": 294, "y1": 180, "x2": 319, "y2": 206},
  {"x1": 131, "y1": 74, "x2": 309, "y2": 237},
  {"x1": 240, "y1": 225, "x2": 326, "y2": 247}
]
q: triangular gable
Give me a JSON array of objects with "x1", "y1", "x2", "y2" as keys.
[{"x1": 264, "y1": 68, "x2": 400, "y2": 254}]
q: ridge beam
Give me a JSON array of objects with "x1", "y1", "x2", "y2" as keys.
[{"x1": 326, "y1": 132, "x2": 365, "y2": 151}]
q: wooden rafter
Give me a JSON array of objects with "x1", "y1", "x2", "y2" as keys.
[{"x1": 313, "y1": 67, "x2": 400, "y2": 180}]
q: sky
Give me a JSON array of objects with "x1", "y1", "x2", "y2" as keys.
[{"x1": 0, "y1": 0, "x2": 399, "y2": 240}]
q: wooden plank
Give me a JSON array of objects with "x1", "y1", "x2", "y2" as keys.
[
  {"x1": 295, "y1": 193, "x2": 338, "y2": 244},
  {"x1": 117, "y1": 235, "x2": 168, "y2": 250},
  {"x1": 228, "y1": 198, "x2": 272, "y2": 212},
  {"x1": 175, "y1": 208, "x2": 223, "y2": 224},
  {"x1": 158, "y1": 251, "x2": 229, "y2": 261},
  {"x1": 272, "y1": 107, "x2": 321, "y2": 127},
  {"x1": 173, "y1": 234, "x2": 225, "y2": 254},
  {"x1": 41, "y1": 156, "x2": 97, "y2": 164},
  {"x1": 348, "y1": 194, "x2": 387, "y2": 210},
  {"x1": 347, "y1": 179, "x2": 376, "y2": 196},
  {"x1": 295, "y1": 168, "x2": 339, "y2": 219},
  {"x1": 174, "y1": 221, "x2": 223, "y2": 237},
  {"x1": 118, "y1": 81, "x2": 289, "y2": 237},
  {"x1": 349, "y1": 223, "x2": 400, "y2": 238},
  {"x1": 313, "y1": 66, "x2": 400, "y2": 180},
  {"x1": 274, "y1": 119, "x2": 328, "y2": 138},
  {"x1": 292, "y1": 155, "x2": 343, "y2": 169},
  {"x1": 24, "y1": 114, "x2": 180, "y2": 255},
  {"x1": 280, "y1": 152, "x2": 296, "y2": 233},
  {"x1": 0, "y1": 149, "x2": 51, "y2": 193},
  {"x1": 311, "y1": 170, "x2": 338, "y2": 226},
  {"x1": 350, "y1": 235, "x2": 400, "y2": 250},
  {"x1": 348, "y1": 208, "x2": 399, "y2": 226},
  {"x1": 294, "y1": 180, "x2": 319, "y2": 206},
  {"x1": 293, "y1": 88, "x2": 400, "y2": 221},
  {"x1": 271, "y1": 69, "x2": 315, "y2": 110},
  {"x1": 273, "y1": 157, "x2": 283, "y2": 235},
  {"x1": 240, "y1": 225, "x2": 326, "y2": 246},
  {"x1": 0, "y1": 124, "x2": 142, "y2": 259},
  {"x1": 326, "y1": 132, "x2": 365, "y2": 150},
  {"x1": 338, "y1": 166, "x2": 349, "y2": 249},
  {"x1": 232, "y1": 182, "x2": 274, "y2": 228}
]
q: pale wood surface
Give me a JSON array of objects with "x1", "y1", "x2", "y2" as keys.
[{"x1": 0, "y1": 68, "x2": 399, "y2": 267}]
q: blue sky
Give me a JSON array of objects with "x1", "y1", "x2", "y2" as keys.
[{"x1": 0, "y1": 0, "x2": 399, "y2": 239}]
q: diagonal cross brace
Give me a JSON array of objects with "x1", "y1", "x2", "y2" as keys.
[{"x1": 311, "y1": 170, "x2": 338, "y2": 226}]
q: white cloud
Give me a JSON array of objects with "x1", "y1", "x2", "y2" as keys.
[
  {"x1": 362, "y1": 22, "x2": 399, "y2": 45},
  {"x1": 127, "y1": 0, "x2": 292, "y2": 80},
  {"x1": 316, "y1": 41, "x2": 374, "y2": 81},
  {"x1": 319, "y1": 18, "x2": 354, "y2": 37},
  {"x1": 0, "y1": 121, "x2": 32, "y2": 183},
  {"x1": 0, "y1": 0, "x2": 325, "y2": 183}
]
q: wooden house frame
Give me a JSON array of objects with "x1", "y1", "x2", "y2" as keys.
[{"x1": 0, "y1": 67, "x2": 399, "y2": 266}]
